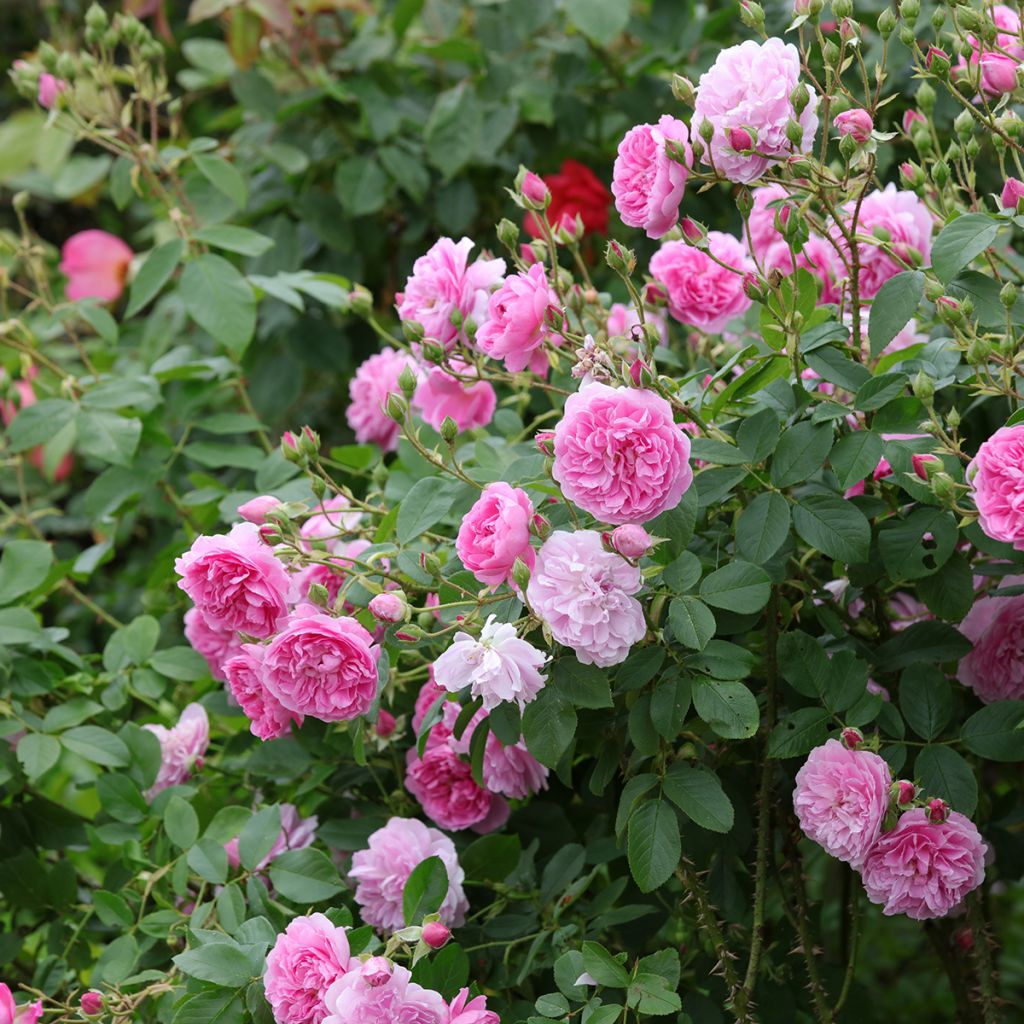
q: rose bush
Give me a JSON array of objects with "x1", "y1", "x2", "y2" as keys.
[{"x1": 2, "y1": 2, "x2": 1024, "y2": 1024}]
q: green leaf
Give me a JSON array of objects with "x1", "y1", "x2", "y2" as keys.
[
  {"x1": 768, "y1": 708, "x2": 830, "y2": 758},
  {"x1": 855, "y1": 372, "x2": 908, "y2": 412},
  {"x1": 960, "y1": 701, "x2": 1024, "y2": 761},
  {"x1": 380, "y1": 144, "x2": 430, "y2": 202},
  {"x1": 580, "y1": 941, "x2": 630, "y2": 988},
  {"x1": 183, "y1": 441, "x2": 265, "y2": 471},
  {"x1": 663, "y1": 764, "x2": 734, "y2": 832},
  {"x1": 736, "y1": 408, "x2": 780, "y2": 463},
  {"x1": 188, "y1": 838, "x2": 230, "y2": 884},
  {"x1": 522, "y1": 687, "x2": 577, "y2": 768},
  {"x1": 334, "y1": 155, "x2": 390, "y2": 217},
  {"x1": 565, "y1": 0, "x2": 630, "y2": 44},
  {"x1": 238, "y1": 805, "x2": 281, "y2": 871},
  {"x1": 627, "y1": 799, "x2": 680, "y2": 894},
  {"x1": 735, "y1": 491, "x2": 790, "y2": 564},
  {"x1": 878, "y1": 508, "x2": 958, "y2": 581},
  {"x1": 403, "y1": 854, "x2": 449, "y2": 925},
  {"x1": 194, "y1": 225, "x2": 275, "y2": 256},
  {"x1": 397, "y1": 478, "x2": 469, "y2": 544},
  {"x1": 174, "y1": 942, "x2": 255, "y2": 988},
  {"x1": 104, "y1": 616, "x2": 160, "y2": 671},
  {"x1": 181, "y1": 254, "x2": 257, "y2": 357},
  {"x1": 899, "y1": 665, "x2": 952, "y2": 741},
  {"x1": 770, "y1": 422, "x2": 833, "y2": 488},
  {"x1": 150, "y1": 646, "x2": 210, "y2": 681},
  {"x1": 872, "y1": 621, "x2": 971, "y2": 670},
  {"x1": 776, "y1": 632, "x2": 866, "y2": 711},
  {"x1": 126, "y1": 239, "x2": 184, "y2": 316},
  {"x1": 650, "y1": 672, "x2": 692, "y2": 741},
  {"x1": 629, "y1": 973, "x2": 682, "y2": 1016},
  {"x1": 668, "y1": 597, "x2": 716, "y2": 651},
  {"x1": 172, "y1": 990, "x2": 244, "y2": 1024},
  {"x1": 164, "y1": 796, "x2": 200, "y2": 849},
  {"x1": 96, "y1": 773, "x2": 148, "y2": 823},
  {"x1": 931, "y1": 213, "x2": 1001, "y2": 283},
  {"x1": 692, "y1": 680, "x2": 759, "y2": 739},
  {"x1": 915, "y1": 745, "x2": 977, "y2": 816},
  {"x1": 194, "y1": 153, "x2": 248, "y2": 209},
  {"x1": 6, "y1": 399, "x2": 77, "y2": 452},
  {"x1": 61, "y1": 726, "x2": 130, "y2": 767},
  {"x1": 16, "y1": 733, "x2": 61, "y2": 780},
  {"x1": 917, "y1": 553, "x2": 975, "y2": 622},
  {"x1": 460, "y1": 834, "x2": 521, "y2": 882},
  {"x1": 424, "y1": 84, "x2": 483, "y2": 180},
  {"x1": 868, "y1": 271, "x2": 924, "y2": 356},
  {"x1": 829, "y1": 431, "x2": 884, "y2": 491},
  {"x1": 699, "y1": 561, "x2": 771, "y2": 613},
  {"x1": 0, "y1": 540, "x2": 53, "y2": 605},
  {"x1": 75, "y1": 410, "x2": 142, "y2": 466},
  {"x1": 792, "y1": 492, "x2": 870, "y2": 562},
  {"x1": 269, "y1": 848, "x2": 344, "y2": 902},
  {"x1": 554, "y1": 658, "x2": 612, "y2": 708}
]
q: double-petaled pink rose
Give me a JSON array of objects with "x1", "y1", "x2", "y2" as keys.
[
  {"x1": 323, "y1": 962, "x2": 447, "y2": 1024},
  {"x1": 143, "y1": 703, "x2": 210, "y2": 800},
  {"x1": 414, "y1": 360, "x2": 496, "y2": 432},
  {"x1": 475, "y1": 263, "x2": 561, "y2": 375},
  {"x1": 968, "y1": 424, "x2": 1024, "y2": 549},
  {"x1": 552, "y1": 382, "x2": 693, "y2": 525},
  {"x1": 456, "y1": 483, "x2": 536, "y2": 588},
  {"x1": 346, "y1": 348, "x2": 419, "y2": 452},
  {"x1": 449, "y1": 989, "x2": 500, "y2": 1024},
  {"x1": 224, "y1": 647, "x2": 303, "y2": 740},
  {"x1": 175, "y1": 522, "x2": 292, "y2": 639},
  {"x1": 183, "y1": 607, "x2": 243, "y2": 682},
  {"x1": 612, "y1": 114, "x2": 692, "y2": 239},
  {"x1": 262, "y1": 606, "x2": 380, "y2": 723},
  {"x1": 404, "y1": 743, "x2": 508, "y2": 833},
  {"x1": 958, "y1": 575, "x2": 1024, "y2": 702}
]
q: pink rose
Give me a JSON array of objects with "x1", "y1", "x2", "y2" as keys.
[
  {"x1": 182, "y1": 607, "x2": 243, "y2": 682},
  {"x1": 793, "y1": 739, "x2": 891, "y2": 868},
  {"x1": 433, "y1": 615, "x2": 547, "y2": 711},
  {"x1": 421, "y1": 922, "x2": 450, "y2": 949},
  {"x1": 226, "y1": 803, "x2": 317, "y2": 873},
  {"x1": 37, "y1": 72, "x2": 66, "y2": 109},
  {"x1": 955, "y1": 5, "x2": 1024, "y2": 93},
  {"x1": 980, "y1": 52, "x2": 1019, "y2": 94},
  {"x1": 301, "y1": 496, "x2": 362, "y2": 552},
  {"x1": 323, "y1": 963, "x2": 447, "y2": 1024},
  {"x1": 456, "y1": 483, "x2": 536, "y2": 588},
  {"x1": 611, "y1": 524, "x2": 652, "y2": 559},
  {"x1": 650, "y1": 232, "x2": 753, "y2": 333},
  {"x1": 833, "y1": 108, "x2": 873, "y2": 142},
  {"x1": 0, "y1": 984, "x2": 42, "y2": 1024},
  {"x1": 348, "y1": 817, "x2": 468, "y2": 933},
  {"x1": 1001, "y1": 177, "x2": 1024, "y2": 210},
  {"x1": 763, "y1": 234, "x2": 843, "y2": 305},
  {"x1": 958, "y1": 576, "x2": 1024, "y2": 702},
  {"x1": 395, "y1": 237, "x2": 505, "y2": 350},
  {"x1": 296, "y1": 540, "x2": 372, "y2": 607},
  {"x1": 413, "y1": 360, "x2": 496, "y2": 432},
  {"x1": 143, "y1": 703, "x2": 209, "y2": 800},
  {"x1": 59, "y1": 230, "x2": 133, "y2": 303},
  {"x1": 412, "y1": 677, "x2": 448, "y2": 733},
  {"x1": 479, "y1": 732, "x2": 549, "y2": 799},
  {"x1": 0, "y1": 370, "x2": 74, "y2": 482},
  {"x1": 404, "y1": 742, "x2": 506, "y2": 832},
  {"x1": 264, "y1": 912, "x2": 351, "y2": 1024},
  {"x1": 449, "y1": 989, "x2": 500, "y2": 1024},
  {"x1": 861, "y1": 809, "x2": 987, "y2": 920},
  {"x1": 612, "y1": 114, "x2": 692, "y2": 239},
  {"x1": 346, "y1": 348, "x2": 420, "y2": 452},
  {"x1": 375, "y1": 709, "x2": 396, "y2": 738},
  {"x1": 744, "y1": 184, "x2": 790, "y2": 261},
  {"x1": 889, "y1": 591, "x2": 931, "y2": 631},
  {"x1": 693, "y1": 38, "x2": 819, "y2": 183},
  {"x1": 968, "y1": 424, "x2": 1024, "y2": 548},
  {"x1": 519, "y1": 169, "x2": 550, "y2": 207},
  {"x1": 175, "y1": 522, "x2": 292, "y2": 639},
  {"x1": 225, "y1": 647, "x2": 302, "y2": 740},
  {"x1": 262, "y1": 606, "x2": 380, "y2": 722},
  {"x1": 368, "y1": 592, "x2": 407, "y2": 623},
  {"x1": 475, "y1": 263, "x2": 561, "y2": 374},
  {"x1": 552, "y1": 382, "x2": 693, "y2": 525},
  {"x1": 238, "y1": 495, "x2": 282, "y2": 525},
  {"x1": 526, "y1": 529, "x2": 646, "y2": 667}
]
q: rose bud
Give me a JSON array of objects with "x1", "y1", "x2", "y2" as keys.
[
  {"x1": 369, "y1": 592, "x2": 408, "y2": 623},
  {"x1": 902, "y1": 109, "x2": 926, "y2": 134},
  {"x1": 611, "y1": 524, "x2": 653, "y2": 560},
  {"x1": 911, "y1": 452, "x2": 939, "y2": 481},
  {"x1": 362, "y1": 957, "x2": 393, "y2": 987},
  {"x1": 841, "y1": 727, "x2": 864, "y2": 750},
  {"x1": 834, "y1": 108, "x2": 873, "y2": 143},
  {"x1": 895, "y1": 780, "x2": 917, "y2": 805},
  {"x1": 926, "y1": 798, "x2": 950, "y2": 824},
  {"x1": 728, "y1": 126, "x2": 755, "y2": 153},
  {"x1": 517, "y1": 167, "x2": 550, "y2": 209},
  {"x1": 237, "y1": 495, "x2": 281, "y2": 525},
  {"x1": 80, "y1": 991, "x2": 104, "y2": 1016},
  {"x1": 422, "y1": 921, "x2": 451, "y2": 949},
  {"x1": 1000, "y1": 177, "x2": 1024, "y2": 210},
  {"x1": 374, "y1": 709, "x2": 396, "y2": 739}
]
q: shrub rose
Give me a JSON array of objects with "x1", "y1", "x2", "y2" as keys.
[
  {"x1": 958, "y1": 577, "x2": 1024, "y2": 702},
  {"x1": 967, "y1": 424, "x2": 1024, "y2": 549},
  {"x1": 861, "y1": 809, "x2": 987, "y2": 920},
  {"x1": 527, "y1": 529, "x2": 646, "y2": 667},
  {"x1": 745, "y1": 183, "x2": 790, "y2": 261},
  {"x1": 456, "y1": 482, "x2": 536, "y2": 588},
  {"x1": 475, "y1": 263, "x2": 561, "y2": 374},
  {"x1": 552, "y1": 382, "x2": 693, "y2": 525},
  {"x1": 143, "y1": 703, "x2": 210, "y2": 800},
  {"x1": 650, "y1": 232, "x2": 753, "y2": 332},
  {"x1": 263, "y1": 913, "x2": 351, "y2": 1024},
  {"x1": 611, "y1": 115, "x2": 692, "y2": 239},
  {"x1": 262, "y1": 606, "x2": 380, "y2": 722},
  {"x1": 348, "y1": 817, "x2": 469, "y2": 933},
  {"x1": 346, "y1": 348, "x2": 420, "y2": 452},
  {"x1": 238, "y1": 494, "x2": 282, "y2": 525},
  {"x1": 693, "y1": 38, "x2": 819, "y2": 183},
  {"x1": 404, "y1": 742, "x2": 507, "y2": 832},
  {"x1": 793, "y1": 739, "x2": 891, "y2": 868},
  {"x1": 300, "y1": 496, "x2": 362, "y2": 550},
  {"x1": 175, "y1": 522, "x2": 292, "y2": 638},
  {"x1": 225, "y1": 647, "x2": 302, "y2": 740},
  {"x1": 524, "y1": 160, "x2": 611, "y2": 238},
  {"x1": 183, "y1": 606, "x2": 243, "y2": 681},
  {"x1": 59, "y1": 230, "x2": 133, "y2": 302},
  {"x1": 323, "y1": 963, "x2": 448, "y2": 1024},
  {"x1": 414, "y1": 360, "x2": 496, "y2": 432}
]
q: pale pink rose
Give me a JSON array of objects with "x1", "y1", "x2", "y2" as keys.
[
  {"x1": 238, "y1": 495, "x2": 282, "y2": 524},
  {"x1": 834, "y1": 184, "x2": 933, "y2": 299},
  {"x1": 404, "y1": 743, "x2": 506, "y2": 832},
  {"x1": 226, "y1": 803, "x2": 317, "y2": 873},
  {"x1": 301, "y1": 496, "x2": 362, "y2": 551},
  {"x1": 980, "y1": 52, "x2": 1019, "y2": 94},
  {"x1": 0, "y1": 984, "x2": 41, "y2": 1024},
  {"x1": 225, "y1": 647, "x2": 302, "y2": 740},
  {"x1": 433, "y1": 615, "x2": 547, "y2": 711},
  {"x1": 552, "y1": 382, "x2": 693, "y2": 525},
  {"x1": 526, "y1": 529, "x2": 646, "y2": 667},
  {"x1": 264, "y1": 912, "x2": 351, "y2": 1024},
  {"x1": 348, "y1": 816, "x2": 468, "y2": 933},
  {"x1": 958, "y1": 576, "x2": 1024, "y2": 702},
  {"x1": 143, "y1": 703, "x2": 210, "y2": 800},
  {"x1": 412, "y1": 677, "x2": 448, "y2": 733},
  {"x1": 861, "y1": 809, "x2": 987, "y2": 920},
  {"x1": 395, "y1": 237, "x2": 505, "y2": 350},
  {"x1": 612, "y1": 115, "x2": 692, "y2": 239},
  {"x1": 346, "y1": 348, "x2": 420, "y2": 452},
  {"x1": 834, "y1": 108, "x2": 873, "y2": 142},
  {"x1": 693, "y1": 38, "x2": 818, "y2": 183},
  {"x1": 475, "y1": 263, "x2": 561, "y2": 375},
  {"x1": 0, "y1": 370, "x2": 73, "y2": 481},
  {"x1": 59, "y1": 230, "x2": 133, "y2": 302},
  {"x1": 744, "y1": 184, "x2": 789, "y2": 261},
  {"x1": 175, "y1": 522, "x2": 292, "y2": 639},
  {"x1": 793, "y1": 738, "x2": 891, "y2": 868},
  {"x1": 456, "y1": 483, "x2": 536, "y2": 588},
  {"x1": 262, "y1": 605, "x2": 380, "y2": 722},
  {"x1": 449, "y1": 989, "x2": 500, "y2": 1024},
  {"x1": 968, "y1": 425, "x2": 1024, "y2": 548},
  {"x1": 762, "y1": 234, "x2": 843, "y2": 305},
  {"x1": 323, "y1": 963, "x2": 447, "y2": 1024},
  {"x1": 955, "y1": 5, "x2": 1024, "y2": 93},
  {"x1": 480, "y1": 733, "x2": 549, "y2": 799},
  {"x1": 413, "y1": 360, "x2": 496, "y2": 432},
  {"x1": 296, "y1": 540, "x2": 372, "y2": 607},
  {"x1": 183, "y1": 607, "x2": 243, "y2": 681},
  {"x1": 650, "y1": 232, "x2": 753, "y2": 333}
]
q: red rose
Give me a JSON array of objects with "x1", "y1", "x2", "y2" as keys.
[{"x1": 524, "y1": 160, "x2": 611, "y2": 238}]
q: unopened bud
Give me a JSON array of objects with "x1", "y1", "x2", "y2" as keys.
[
  {"x1": 912, "y1": 370, "x2": 935, "y2": 402},
  {"x1": 610, "y1": 524, "x2": 653, "y2": 559},
  {"x1": 729, "y1": 125, "x2": 756, "y2": 153},
  {"x1": 899, "y1": 0, "x2": 919, "y2": 23},
  {"x1": 422, "y1": 921, "x2": 451, "y2": 949},
  {"x1": 877, "y1": 6, "x2": 896, "y2": 38},
  {"x1": 841, "y1": 727, "x2": 864, "y2": 750},
  {"x1": 698, "y1": 118, "x2": 714, "y2": 143},
  {"x1": 832, "y1": 0, "x2": 852, "y2": 16},
  {"x1": 671, "y1": 74, "x2": 695, "y2": 106},
  {"x1": 307, "y1": 582, "x2": 330, "y2": 607},
  {"x1": 790, "y1": 82, "x2": 811, "y2": 116},
  {"x1": 237, "y1": 495, "x2": 281, "y2": 524},
  {"x1": 281, "y1": 431, "x2": 304, "y2": 463},
  {"x1": 738, "y1": 0, "x2": 765, "y2": 31},
  {"x1": 605, "y1": 240, "x2": 636, "y2": 275},
  {"x1": 679, "y1": 217, "x2": 707, "y2": 246},
  {"x1": 496, "y1": 217, "x2": 519, "y2": 250},
  {"x1": 439, "y1": 416, "x2": 459, "y2": 444},
  {"x1": 516, "y1": 166, "x2": 550, "y2": 210},
  {"x1": 932, "y1": 471, "x2": 957, "y2": 501},
  {"x1": 258, "y1": 523, "x2": 282, "y2": 546},
  {"x1": 953, "y1": 109, "x2": 974, "y2": 141},
  {"x1": 80, "y1": 991, "x2": 104, "y2": 1017},
  {"x1": 369, "y1": 591, "x2": 409, "y2": 623},
  {"x1": 785, "y1": 118, "x2": 805, "y2": 148},
  {"x1": 402, "y1": 319, "x2": 425, "y2": 344},
  {"x1": 347, "y1": 284, "x2": 373, "y2": 318},
  {"x1": 535, "y1": 430, "x2": 555, "y2": 457},
  {"x1": 511, "y1": 557, "x2": 532, "y2": 592},
  {"x1": 398, "y1": 365, "x2": 418, "y2": 399},
  {"x1": 298, "y1": 426, "x2": 320, "y2": 457},
  {"x1": 1000, "y1": 282, "x2": 1018, "y2": 308},
  {"x1": 911, "y1": 452, "x2": 940, "y2": 480},
  {"x1": 386, "y1": 393, "x2": 408, "y2": 422},
  {"x1": 926, "y1": 798, "x2": 950, "y2": 824},
  {"x1": 926, "y1": 47, "x2": 950, "y2": 77}
]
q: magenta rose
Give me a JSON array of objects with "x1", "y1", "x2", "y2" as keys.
[
  {"x1": 958, "y1": 576, "x2": 1024, "y2": 702},
  {"x1": 650, "y1": 232, "x2": 753, "y2": 333},
  {"x1": 861, "y1": 809, "x2": 987, "y2": 920},
  {"x1": 475, "y1": 263, "x2": 561, "y2": 374},
  {"x1": 968, "y1": 424, "x2": 1024, "y2": 549},
  {"x1": 552, "y1": 382, "x2": 693, "y2": 525},
  {"x1": 346, "y1": 348, "x2": 420, "y2": 452},
  {"x1": 793, "y1": 739, "x2": 891, "y2": 868},
  {"x1": 262, "y1": 606, "x2": 380, "y2": 723},
  {"x1": 456, "y1": 482, "x2": 536, "y2": 588},
  {"x1": 404, "y1": 743, "x2": 507, "y2": 832},
  {"x1": 323, "y1": 963, "x2": 447, "y2": 1024},
  {"x1": 224, "y1": 647, "x2": 303, "y2": 740},
  {"x1": 264, "y1": 912, "x2": 351, "y2": 1024},
  {"x1": 413, "y1": 360, "x2": 496, "y2": 432},
  {"x1": 612, "y1": 114, "x2": 692, "y2": 239},
  {"x1": 693, "y1": 38, "x2": 818, "y2": 183},
  {"x1": 175, "y1": 522, "x2": 292, "y2": 639}
]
